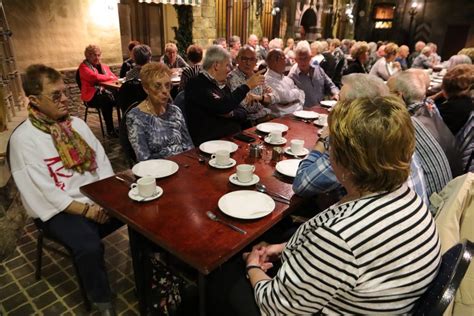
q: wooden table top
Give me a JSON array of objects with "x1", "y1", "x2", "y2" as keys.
[
  {"x1": 100, "y1": 80, "x2": 122, "y2": 90},
  {"x1": 80, "y1": 106, "x2": 329, "y2": 274}
]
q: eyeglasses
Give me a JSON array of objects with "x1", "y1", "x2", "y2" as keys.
[
  {"x1": 240, "y1": 56, "x2": 257, "y2": 63},
  {"x1": 37, "y1": 89, "x2": 69, "y2": 103},
  {"x1": 319, "y1": 136, "x2": 330, "y2": 150},
  {"x1": 151, "y1": 82, "x2": 172, "y2": 91}
]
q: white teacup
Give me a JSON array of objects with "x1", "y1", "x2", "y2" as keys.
[
  {"x1": 318, "y1": 114, "x2": 328, "y2": 126},
  {"x1": 290, "y1": 139, "x2": 305, "y2": 155},
  {"x1": 131, "y1": 176, "x2": 156, "y2": 198},
  {"x1": 268, "y1": 130, "x2": 283, "y2": 143},
  {"x1": 211, "y1": 150, "x2": 231, "y2": 166},
  {"x1": 236, "y1": 164, "x2": 255, "y2": 183}
]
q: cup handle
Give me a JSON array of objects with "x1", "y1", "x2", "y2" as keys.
[
  {"x1": 251, "y1": 165, "x2": 256, "y2": 172},
  {"x1": 211, "y1": 154, "x2": 216, "y2": 160},
  {"x1": 130, "y1": 183, "x2": 137, "y2": 190}
]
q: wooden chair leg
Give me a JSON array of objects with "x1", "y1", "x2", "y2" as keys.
[
  {"x1": 84, "y1": 103, "x2": 89, "y2": 122},
  {"x1": 97, "y1": 109, "x2": 105, "y2": 137}
]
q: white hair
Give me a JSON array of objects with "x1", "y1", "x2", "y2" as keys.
[
  {"x1": 295, "y1": 40, "x2": 311, "y2": 55},
  {"x1": 388, "y1": 71, "x2": 426, "y2": 105},
  {"x1": 202, "y1": 45, "x2": 230, "y2": 70},
  {"x1": 341, "y1": 74, "x2": 389, "y2": 101}
]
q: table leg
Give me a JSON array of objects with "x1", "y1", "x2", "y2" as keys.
[
  {"x1": 198, "y1": 273, "x2": 206, "y2": 316},
  {"x1": 128, "y1": 227, "x2": 150, "y2": 315}
]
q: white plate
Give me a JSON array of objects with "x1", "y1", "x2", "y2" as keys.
[
  {"x1": 264, "y1": 136, "x2": 287, "y2": 145},
  {"x1": 199, "y1": 140, "x2": 239, "y2": 154},
  {"x1": 229, "y1": 173, "x2": 260, "y2": 186},
  {"x1": 313, "y1": 114, "x2": 328, "y2": 127},
  {"x1": 276, "y1": 159, "x2": 302, "y2": 177},
  {"x1": 128, "y1": 186, "x2": 163, "y2": 202},
  {"x1": 209, "y1": 158, "x2": 237, "y2": 169},
  {"x1": 218, "y1": 190, "x2": 275, "y2": 219},
  {"x1": 256, "y1": 122, "x2": 289, "y2": 134},
  {"x1": 320, "y1": 100, "x2": 337, "y2": 107},
  {"x1": 284, "y1": 147, "x2": 309, "y2": 157},
  {"x1": 132, "y1": 159, "x2": 179, "y2": 178},
  {"x1": 293, "y1": 110, "x2": 319, "y2": 119},
  {"x1": 431, "y1": 78, "x2": 443, "y2": 83}
]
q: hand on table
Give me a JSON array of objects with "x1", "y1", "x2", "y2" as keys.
[{"x1": 86, "y1": 204, "x2": 110, "y2": 224}]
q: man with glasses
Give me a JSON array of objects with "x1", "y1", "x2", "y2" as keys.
[
  {"x1": 288, "y1": 41, "x2": 339, "y2": 108},
  {"x1": 228, "y1": 45, "x2": 272, "y2": 126},
  {"x1": 293, "y1": 74, "x2": 428, "y2": 206},
  {"x1": 9, "y1": 64, "x2": 122, "y2": 315},
  {"x1": 264, "y1": 49, "x2": 304, "y2": 117}
]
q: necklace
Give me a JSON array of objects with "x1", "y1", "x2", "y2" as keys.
[{"x1": 146, "y1": 99, "x2": 159, "y2": 116}]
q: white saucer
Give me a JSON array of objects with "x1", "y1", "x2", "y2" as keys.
[
  {"x1": 284, "y1": 147, "x2": 309, "y2": 157},
  {"x1": 209, "y1": 158, "x2": 236, "y2": 169},
  {"x1": 128, "y1": 187, "x2": 163, "y2": 202},
  {"x1": 264, "y1": 136, "x2": 287, "y2": 145},
  {"x1": 229, "y1": 173, "x2": 260, "y2": 186}
]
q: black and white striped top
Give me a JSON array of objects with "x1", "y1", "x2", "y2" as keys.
[
  {"x1": 412, "y1": 117, "x2": 452, "y2": 197},
  {"x1": 254, "y1": 185, "x2": 441, "y2": 315}
]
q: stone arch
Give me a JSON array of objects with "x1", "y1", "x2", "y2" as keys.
[{"x1": 299, "y1": 8, "x2": 317, "y2": 40}]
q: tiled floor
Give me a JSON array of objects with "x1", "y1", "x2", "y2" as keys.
[{"x1": 0, "y1": 105, "x2": 137, "y2": 315}]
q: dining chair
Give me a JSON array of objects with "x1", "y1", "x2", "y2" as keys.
[
  {"x1": 116, "y1": 78, "x2": 147, "y2": 115},
  {"x1": 75, "y1": 69, "x2": 105, "y2": 137},
  {"x1": 119, "y1": 102, "x2": 139, "y2": 167},
  {"x1": 412, "y1": 239, "x2": 473, "y2": 315}
]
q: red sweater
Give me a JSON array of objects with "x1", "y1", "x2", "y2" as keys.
[{"x1": 78, "y1": 62, "x2": 117, "y2": 102}]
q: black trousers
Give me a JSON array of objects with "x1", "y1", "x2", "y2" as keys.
[
  {"x1": 39, "y1": 212, "x2": 123, "y2": 303},
  {"x1": 88, "y1": 90, "x2": 116, "y2": 133}
]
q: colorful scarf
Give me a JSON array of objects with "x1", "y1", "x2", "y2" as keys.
[{"x1": 28, "y1": 105, "x2": 98, "y2": 173}]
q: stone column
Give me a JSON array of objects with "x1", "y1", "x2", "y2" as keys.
[{"x1": 192, "y1": 0, "x2": 217, "y2": 48}]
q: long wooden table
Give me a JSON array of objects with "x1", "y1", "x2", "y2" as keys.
[{"x1": 80, "y1": 106, "x2": 328, "y2": 315}]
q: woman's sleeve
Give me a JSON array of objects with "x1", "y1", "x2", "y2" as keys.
[
  {"x1": 126, "y1": 112, "x2": 151, "y2": 161},
  {"x1": 254, "y1": 226, "x2": 358, "y2": 315},
  {"x1": 79, "y1": 63, "x2": 114, "y2": 83}
]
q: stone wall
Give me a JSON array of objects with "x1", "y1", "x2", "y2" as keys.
[
  {"x1": 192, "y1": 0, "x2": 217, "y2": 48},
  {"x1": 4, "y1": 0, "x2": 123, "y2": 72}
]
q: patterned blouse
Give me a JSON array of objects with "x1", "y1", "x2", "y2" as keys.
[{"x1": 126, "y1": 104, "x2": 194, "y2": 161}]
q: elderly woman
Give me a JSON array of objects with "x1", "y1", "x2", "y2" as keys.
[
  {"x1": 343, "y1": 41, "x2": 369, "y2": 75},
  {"x1": 78, "y1": 44, "x2": 118, "y2": 137},
  {"x1": 125, "y1": 44, "x2": 152, "y2": 81},
  {"x1": 438, "y1": 64, "x2": 474, "y2": 135},
  {"x1": 126, "y1": 62, "x2": 193, "y2": 161},
  {"x1": 369, "y1": 42, "x2": 401, "y2": 80},
  {"x1": 217, "y1": 96, "x2": 440, "y2": 315},
  {"x1": 160, "y1": 42, "x2": 188, "y2": 69}
]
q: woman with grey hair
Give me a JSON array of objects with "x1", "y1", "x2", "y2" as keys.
[
  {"x1": 125, "y1": 44, "x2": 152, "y2": 81},
  {"x1": 185, "y1": 45, "x2": 265, "y2": 145},
  {"x1": 445, "y1": 54, "x2": 472, "y2": 70}
]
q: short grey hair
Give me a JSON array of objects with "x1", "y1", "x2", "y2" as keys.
[
  {"x1": 421, "y1": 46, "x2": 432, "y2": 55},
  {"x1": 268, "y1": 38, "x2": 283, "y2": 50},
  {"x1": 202, "y1": 45, "x2": 231, "y2": 70},
  {"x1": 341, "y1": 74, "x2": 389, "y2": 101},
  {"x1": 387, "y1": 71, "x2": 426, "y2": 105},
  {"x1": 447, "y1": 54, "x2": 472, "y2": 69},
  {"x1": 295, "y1": 40, "x2": 311, "y2": 55},
  {"x1": 132, "y1": 44, "x2": 152, "y2": 66},
  {"x1": 405, "y1": 68, "x2": 430, "y2": 90}
]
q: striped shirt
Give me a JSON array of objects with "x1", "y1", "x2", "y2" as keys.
[
  {"x1": 412, "y1": 117, "x2": 452, "y2": 197},
  {"x1": 254, "y1": 185, "x2": 441, "y2": 315}
]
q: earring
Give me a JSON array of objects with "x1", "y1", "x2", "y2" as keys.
[{"x1": 341, "y1": 173, "x2": 346, "y2": 182}]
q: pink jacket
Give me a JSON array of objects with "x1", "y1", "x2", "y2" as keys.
[{"x1": 78, "y1": 62, "x2": 117, "y2": 102}]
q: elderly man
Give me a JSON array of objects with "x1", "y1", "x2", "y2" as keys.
[
  {"x1": 78, "y1": 44, "x2": 118, "y2": 137},
  {"x1": 289, "y1": 41, "x2": 339, "y2": 108},
  {"x1": 395, "y1": 45, "x2": 410, "y2": 70},
  {"x1": 428, "y1": 42, "x2": 441, "y2": 65},
  {"x1": 412, "y1": 46, "x2": 433, "y2": 69},
  {"x1": 247, "y1": 34, "x2": 259, "y2": 50},
  {"x1": 258, "y1": 36, "x2": 269, "y2": 60},
  {"x1": 185, "y1": 45, "x2": 264, "y2": 145},
  {"x1": 160, "y1": 42, "x2": 188, "y2": 69},
  {"x1": 293, "y1": 73, "x2": 429, "y2": 205},
  {"x1": 10, "y1": 64, "x2": 122, "y2": 315},
  {"x1": 264, "y1": 49, "x2": 304, "y2": 117},
  {"x1": 228, "y1": 45, "x2": 272, "y2": 125},
  {"x1": 388, "y1": 70, "x2": 462, "y2": 177},
  {"x1": 408, "y1": 41, "x2": 426, "y2": 67}
]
